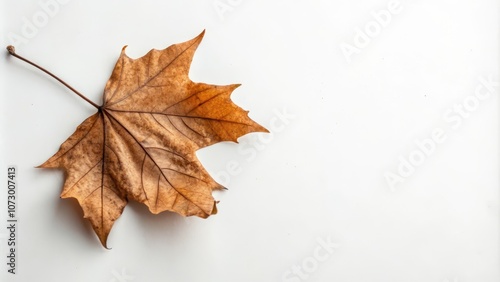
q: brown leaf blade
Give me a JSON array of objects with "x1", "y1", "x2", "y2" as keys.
[
  {"x1": 39, "y1": 113, "x2": 127, "y2": 248},
  {"x1": 40, "y1": 31, "x2": 268, "y2": 247}
]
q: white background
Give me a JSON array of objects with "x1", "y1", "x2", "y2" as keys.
[{"x1": 0, "y1": 0, "x2": 498, "y2": 281}]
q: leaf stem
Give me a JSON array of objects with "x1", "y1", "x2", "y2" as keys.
[{"x1": 6, "y1": 45, "x2": 99, "y2": 109}]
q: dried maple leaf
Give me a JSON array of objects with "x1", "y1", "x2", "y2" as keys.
[{"x1": 7, "y1": 31, "x2": 267, "y2": 248}]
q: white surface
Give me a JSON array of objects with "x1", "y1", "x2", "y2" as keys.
[{"x1": 0, "y1": 0, "x2": 499, "y2": 281}]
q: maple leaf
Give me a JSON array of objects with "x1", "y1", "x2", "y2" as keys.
[{"x1": 8, "y1": 31, "x2": 267, "y2": 248}]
